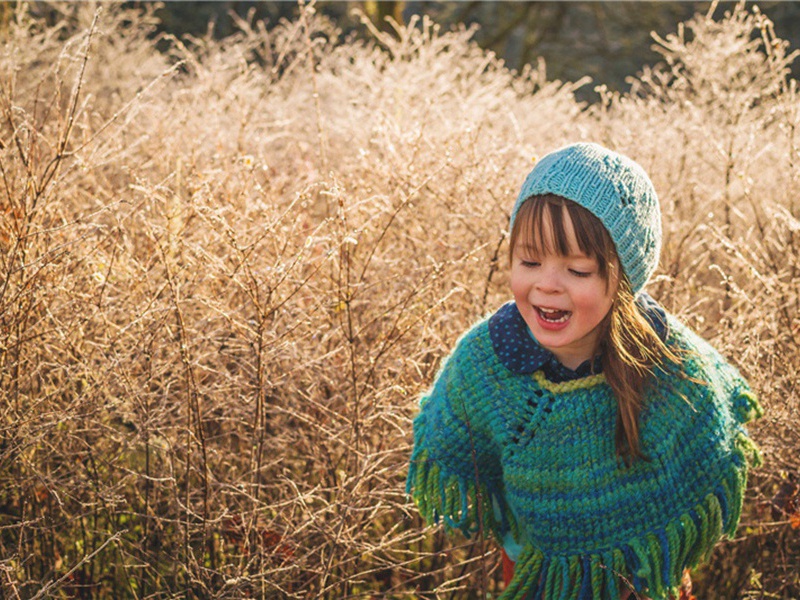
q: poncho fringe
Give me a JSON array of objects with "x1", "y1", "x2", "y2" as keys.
[{"x1": 407, "y1": 376, "x2": 763, "y2": 600}]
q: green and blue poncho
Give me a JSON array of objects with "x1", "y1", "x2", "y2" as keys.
[{"x1": 407, "y1": 300, "x2": 763, "y2": 600}]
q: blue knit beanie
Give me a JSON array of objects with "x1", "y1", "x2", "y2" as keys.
[{"x1": 511, "y1": 142, "x2": 661, "y2": 295}]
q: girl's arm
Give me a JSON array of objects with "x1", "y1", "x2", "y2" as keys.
[{"x1": 406, "y1": 326, "x2": 510, "y2": 539}]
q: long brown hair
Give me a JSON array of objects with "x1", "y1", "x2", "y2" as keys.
[{"x1": 509, "y1": 194, "x2": 679, "y2": 464}]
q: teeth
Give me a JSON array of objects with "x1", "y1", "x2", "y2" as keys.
[{"x1": 538, "y1": 307, "x2": 570, "y2": 323}]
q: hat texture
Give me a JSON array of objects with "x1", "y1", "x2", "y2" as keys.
[{"x1": 511, "y1": 143, "x2": 661, "y2": 294}]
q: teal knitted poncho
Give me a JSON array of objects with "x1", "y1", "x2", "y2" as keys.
[{"x1": 407, "y1": 304, "x2": 762, "y2": 600}]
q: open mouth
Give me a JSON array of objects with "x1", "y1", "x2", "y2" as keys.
[{"x1": 536, "y1": 306, "x2": 571, "y2": 323}]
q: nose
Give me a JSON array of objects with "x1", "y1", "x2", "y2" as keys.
[{"x1": 534, "y1": 265, "x2": 563, "y2": 294}]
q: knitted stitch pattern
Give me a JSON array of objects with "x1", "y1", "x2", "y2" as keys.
[
  {"x1": 407, "y1": 312, "x2": 762, "y2": 600},
  {"x1": 512, "y1": 143, "x2": 661, "y2": 295}
]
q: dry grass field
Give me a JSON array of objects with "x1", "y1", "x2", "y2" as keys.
[{"x1": 0, "y1": 2, "x2": 798, "y2": 598}]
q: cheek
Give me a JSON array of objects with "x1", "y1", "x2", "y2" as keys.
[
  {"x1": 509, "y1": 269, "x2": 528, "y2": 298},
  {"x1": 595, "y1": 296, "x2": 615, "y2": 322},
  {"x1": 575, "y1": 283, "x2": 614, "y2": 319}
]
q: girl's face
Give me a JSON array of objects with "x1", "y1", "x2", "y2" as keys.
[{"x1": 510, "y1": 204, "x2": 618, "y2": 371}]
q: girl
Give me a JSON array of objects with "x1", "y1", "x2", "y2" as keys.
[{"x1": 407, "y1": 143, "x2": 763, "y2": 600}]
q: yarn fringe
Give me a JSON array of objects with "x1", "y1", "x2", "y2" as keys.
[
  {"x1": 407, "y1": 406, "x2": 519, "y2": 539},
  {"x1": 407, "y1": 448, "x2": 512, "y2": 539},
  {"x1": 733, "y1": 389, "x2": 764, "y2": 426},
  {"x1": 497, "y1": 478, "x2": 745, "y2": 600}
]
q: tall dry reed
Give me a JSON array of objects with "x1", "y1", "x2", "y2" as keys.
[{"x1": 0, "y1": 1, "x2": 797, "y2": 598}]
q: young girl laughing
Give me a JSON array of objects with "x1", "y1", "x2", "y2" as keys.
[{"x1": 407, "y1": 142, "x2": 762, "y2": 599}]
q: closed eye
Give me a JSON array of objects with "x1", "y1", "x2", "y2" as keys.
[
  {"x1": 569, "y1": 269, "x2": 592, "y2": 277},
  {"x1": 521, "y1": 260, "x2": 540, "y2": 268}
]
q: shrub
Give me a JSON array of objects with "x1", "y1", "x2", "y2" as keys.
[{"x1": 0, "y1": 2, "x2": 796, "y2": 598}]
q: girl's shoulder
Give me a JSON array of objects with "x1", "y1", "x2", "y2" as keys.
[
  {"x1": 432, "y1": 306, "x2": 533, "y2": 390},
  {"x1": 654, "y1": 312, "x2": 762, "y2": 425},
  {"x1": 446, "y1": 313, "x2": 493, "y2": 359},
  {"x1": 663, "y1": 313, "x2": 743, "y2": 375},
  {"x1": 431, "y1": 313, "x2": 496, "y2": 380}
]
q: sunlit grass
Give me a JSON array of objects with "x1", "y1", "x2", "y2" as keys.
[{"x1": 0, "y1": 2, "x2": 797, "y2": 598}]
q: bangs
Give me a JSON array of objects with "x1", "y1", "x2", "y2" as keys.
[{"x1": 510, "y1": 194, "x2": 617, "y2": 280}]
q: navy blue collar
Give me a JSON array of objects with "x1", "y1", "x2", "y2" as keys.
[{"x1": 488, "y1": 292, "x2": 669, "y2": 378}]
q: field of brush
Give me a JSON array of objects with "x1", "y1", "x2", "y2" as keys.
[{"x1": 0, "y1": 2, "x2": 798, "y2": 598}]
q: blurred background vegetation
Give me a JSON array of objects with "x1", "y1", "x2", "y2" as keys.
[
  {"x1": 141, "y1": 1, "x2": 800, "y2": 101},
  {"x1": 13, "y1": 1, "x2": 800, "y2": 101}
]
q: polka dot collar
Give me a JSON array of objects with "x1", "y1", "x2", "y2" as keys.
[
  {"x1": 487, "y1": 293, "x2": 668, "y2": 375},
  {"x1": 488, "y1": 302, "x2": 552, "y2": 374}
]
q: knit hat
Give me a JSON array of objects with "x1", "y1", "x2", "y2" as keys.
[{"x1": 511, "y1": 143, "x2": 661, "y2": 295}]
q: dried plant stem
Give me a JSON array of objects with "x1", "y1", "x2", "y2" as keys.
[
  {"x1": 156, "y1": 236, "x2": 213, "y2": 579},
  {"x1": 29, "y1": 531, "x2": 126, "y2": 600},
  {"x1": 37, "y1": 8, "x2": 100, "y2": 200},
  {"x1": 300, "y1": 0, "x2": 328, "y2": 171},
  {"x1": 482, "y1": 228, "x2": 508, "y2": 312}
]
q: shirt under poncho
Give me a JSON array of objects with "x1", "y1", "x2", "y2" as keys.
[{"x1": 407, "y1": 301, "x2": 762, "y2": 600}]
